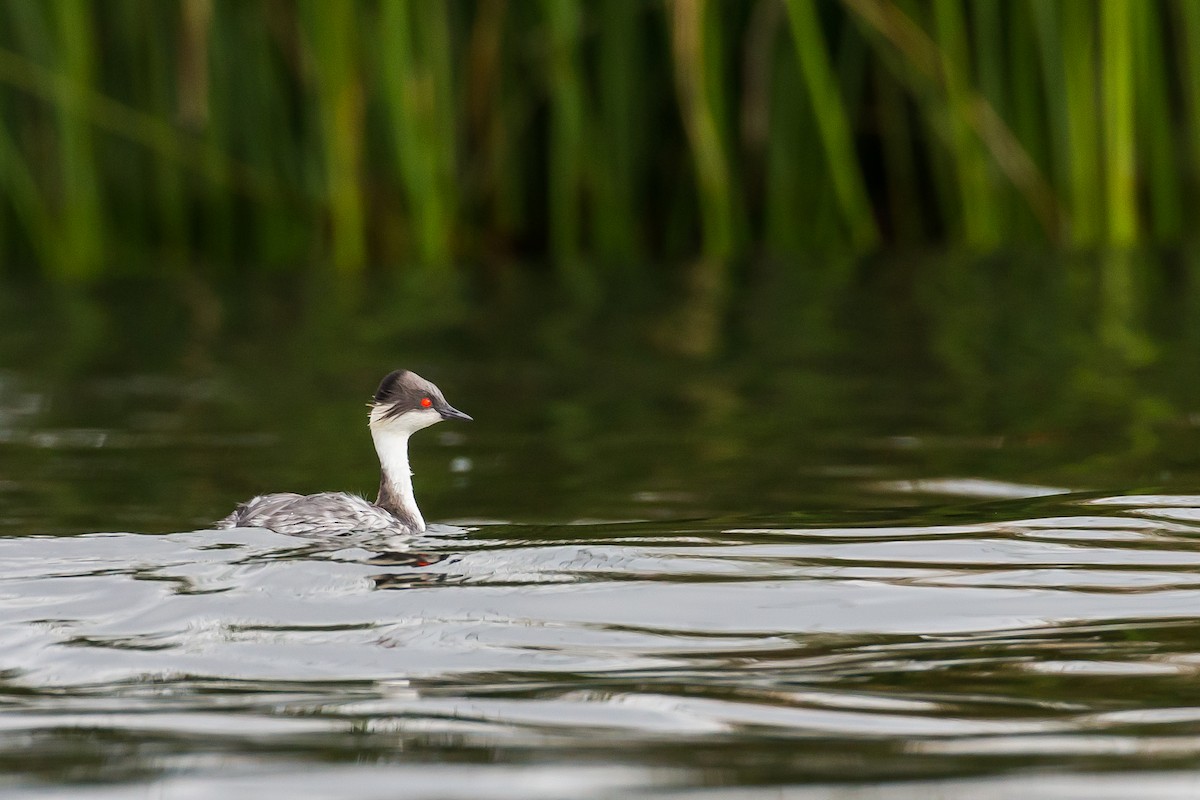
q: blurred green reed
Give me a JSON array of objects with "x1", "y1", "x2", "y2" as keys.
[{"x1": 0, "y1": 0, "x2": 1196, "y2": 283}]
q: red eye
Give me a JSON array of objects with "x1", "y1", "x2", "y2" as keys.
[{"x1": 420, "y1": 397, "x2": 432, "y2": 408}]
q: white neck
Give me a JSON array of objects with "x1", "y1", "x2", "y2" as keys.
[{"x1": 371, "y1": 427, "x2": 425, "y2": 531}]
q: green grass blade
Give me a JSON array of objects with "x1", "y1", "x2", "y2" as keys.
[
  {"x1": 593, "y1": 0, "x2": 642, "y2": 261},
  {"x1": 931, "y1": 0, "x2": 997, "y2": 248},
  {"x1": 783, "y1": 0, "x2": 878, "y2": 251},
  {"x1": 1133, "y1": 0, "x2": 1181, "y2": 241},
  {"x1": 1176, "y1": 0, "x2": 1200, "y2": 216},
  {"x1": 300, "y1": 0, "x2": 365, "y2": 274},
  {"x1": 1060, "y1": 0, "x2": 1102, "y2": 244},
  {"x1": 52, "y1": 0, "x2": 103, "y2": 279},
  {"x1": 379, "y1": 0, "x2": 457, "y2": 271},
  {"x1": 1100, "y1": 0, "x2": 1137, "y2": 246},
  {"x1": 540, "y1": 0, "x2": 587, "y2": 275},
  {"x1": 669, "y1": 0, "x2": 735, "y2": 261}
]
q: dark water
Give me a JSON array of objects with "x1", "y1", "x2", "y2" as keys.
[{"x1": 6, "y1": 253, "x2": 1200, "y2": 798}]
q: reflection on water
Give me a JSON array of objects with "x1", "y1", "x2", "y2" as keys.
[
  {"x1": 5, "y1": 253, "x2": 1200, "y2": 796},
  {"x1": 6, "y1": 498, "x2": 1200, "y2": 795}
]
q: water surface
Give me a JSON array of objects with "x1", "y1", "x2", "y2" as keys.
[{"x1": 5, "y1": 255, "x2": 1200, "y2": 797}]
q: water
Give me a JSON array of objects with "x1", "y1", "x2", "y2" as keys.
[{"x1": 5, "y1": 254, "x2": 1200, "y2": 797}]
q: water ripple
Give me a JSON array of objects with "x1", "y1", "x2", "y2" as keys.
[{"x1": 3, "y1": 498, "x2": 1200, "y2": 794}]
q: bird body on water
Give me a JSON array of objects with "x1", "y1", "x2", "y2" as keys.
[{"x1": 217, "y1": 370, "x2": 471, "y2": 536}]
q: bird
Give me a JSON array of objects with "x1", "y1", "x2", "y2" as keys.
[{"x1": 216, "y1": 369, "x2": 471, "y2": 536}]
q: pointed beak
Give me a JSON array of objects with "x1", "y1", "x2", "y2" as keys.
[{"x1": 438, "y1": 403, "x2": 472, "y2": 422}]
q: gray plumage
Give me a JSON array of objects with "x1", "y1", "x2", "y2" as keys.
[
  {"x1": 217, "y1": 370, "x2": 471, "y2": 537},
  {"x1": 216, "y1": 492, "x2": 409, "y2": 537}
]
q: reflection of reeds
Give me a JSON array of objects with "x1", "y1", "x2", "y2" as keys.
[{"x1": 0, "y1": 1, "x2": 1195, "y2": 281}]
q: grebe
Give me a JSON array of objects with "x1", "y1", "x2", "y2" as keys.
[{"x1": 217, "y1": 369, "x2": 471, "y2": 536}]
